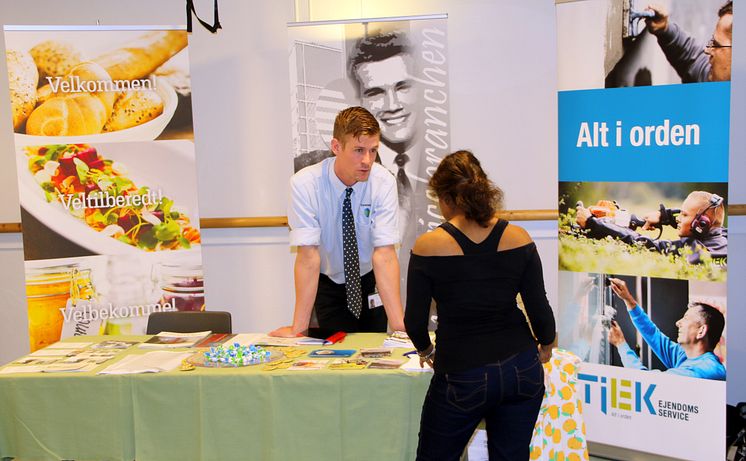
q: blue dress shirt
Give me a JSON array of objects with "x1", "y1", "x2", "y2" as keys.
[{"x1": 288, "y1": 157, "x2": 399, "y2": 284}]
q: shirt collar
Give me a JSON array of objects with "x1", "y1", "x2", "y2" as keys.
[{"x1": 328, "y1": 157, "x2": 365, "y2": 199}]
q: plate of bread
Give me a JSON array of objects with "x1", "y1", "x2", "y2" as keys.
[{"x1": 6, "y1": 30, "x2": 187, "y2": 146}]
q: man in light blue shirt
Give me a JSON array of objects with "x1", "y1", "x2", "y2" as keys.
[
  {"x1": 607, "y1": 278, "x2": 725, "y2": 381},
  {"x1": 271, "y1": 107, "x2": 405, "y2": 336}
]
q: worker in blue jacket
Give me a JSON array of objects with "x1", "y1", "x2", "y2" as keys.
[{"x1": 607, "y1": 278, "x2": 725, "y2": 381}]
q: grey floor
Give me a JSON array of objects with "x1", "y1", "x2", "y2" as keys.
[{"x1": 464, "y1": 431, "x2": 676, "y2": 461}]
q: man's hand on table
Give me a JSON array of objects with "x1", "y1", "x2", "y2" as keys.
[{"x1": 268, "y1": 326, "x2": 300, "y2": 338}]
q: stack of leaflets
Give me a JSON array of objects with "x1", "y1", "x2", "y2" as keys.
[
  {"x1": 360, "y1": 348, "x2": 392, "y2": 358},
  {"x1": 382, "y1": 331, "x2": 414, "y2": 349},
  {"x1": 139, "y1": 331, "x2": 211, "y2": 349},
  {"x1": 329, "y1": 358, "x2": 368, "y2": 370},
  {"x1": 0, "y1": 341, "x2": 124, "y2": 374},
  {"x1": 288, "y1": 359, "x2": 330, "y2": 370},
  {"x1": 90, "y1": 340, "x2": 140, "y2": 350},
  {"x1": 226, "y1": 334, "x2": 307, "y2": 348},
  {"x1": 308, "y1": 349, "x2": 355, "y2": 358},
  {"x1": 194, "y1": 333, "x2": 235, "y2": 348},
  {"x1": 367, "y1": 358, "x2": 406, "y2": 369}
]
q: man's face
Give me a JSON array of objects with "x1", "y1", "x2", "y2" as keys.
[
  {"x1": 331, "y1": 133, "x2": 379, "y2": 186},
  {"x1": 705, "y1": 13, "x2": 732, "y2": 81},
  {"x1": 676, "y1": 196, "x2": 705, "y2": 237},
  {"x1": 355, "y1": 55, "x2": 417, "y2": 146},
  {"x1": 675, "y1": 307, "x2": 704, "y2": 345}
]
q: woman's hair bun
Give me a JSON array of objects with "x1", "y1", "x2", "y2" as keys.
[{"x1": 429, "y1": 150, "x2": 503, "y2": 227}]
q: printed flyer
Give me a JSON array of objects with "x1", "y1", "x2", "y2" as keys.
[
  {"x1": 4, "y1": 26, "x2": 204, "y2": 351},
  {"x1": 556, "y1": 0, "x2": 731, "y2": 459}
]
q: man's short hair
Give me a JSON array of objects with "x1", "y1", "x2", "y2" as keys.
[
  {"x1": 687, "y1": 191, "x2": 725, "y2": 227},
  {"x1": 689, "y1": 302, "x2": 725, "y2": 351},
  {"x1": 719, "y1": 1, "x2": 733, "y2": 17},
  {"x1": 348, "y1": 32, "x2": 410, "y2": 84},
  {"x1": 333, "y1": 106, "x2": 380, "y2": 143}
]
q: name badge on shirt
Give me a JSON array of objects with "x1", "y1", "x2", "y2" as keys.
[
  {"x1": 367, "y1": 291, "x2": 382, "y2": 309},
  {"x1": 360, "y1": 204, "x2": 372, "y2": 222}
]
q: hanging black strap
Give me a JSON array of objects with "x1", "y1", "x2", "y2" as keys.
[{"x1": 186, "y1": 0, "x2": 222, "y2": 33}]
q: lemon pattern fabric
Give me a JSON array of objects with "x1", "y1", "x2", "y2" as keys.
[{"x1": 529, "y1": 349, "x2": 589, "y2": 461}]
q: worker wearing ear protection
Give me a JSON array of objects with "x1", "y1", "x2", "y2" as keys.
[{"x1": 575, "y1": 191, "x2": 727, "y2": 264}]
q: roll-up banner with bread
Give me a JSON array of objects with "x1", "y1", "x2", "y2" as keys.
[{"x1": 4, "y1": 25, "x2": 204, "y2": 352}]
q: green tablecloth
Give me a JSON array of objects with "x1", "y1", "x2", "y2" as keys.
[{"x1": 0, "y1": 334, "x2": 433, "y2": 461}]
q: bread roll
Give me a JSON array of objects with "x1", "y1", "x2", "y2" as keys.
[
  {"x1": 29, "y1": 40, "x2": 84, "y2": 83},
  {"x1": 94, "y1": 31, "x2": 188, "y2": 82},
  {"x1": 25, "y1": 62, "x2": 117, "y2": 136},
  {"x1": 103, "y1": 90, "x2": 164, "y2": 132},
  {"x1": 35, "y1": 83, "x2": 58, "y2": 106},
  {"x1": 6, "y1": 50, "x2": 38, "y2": 130}
]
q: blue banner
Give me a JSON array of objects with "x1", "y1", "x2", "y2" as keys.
[{"x1": 559, "y1": 82, "x2": 730, "y2": 182}]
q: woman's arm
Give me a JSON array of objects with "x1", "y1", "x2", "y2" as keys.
[
  {"x1": 404, "y1": 254, "x2": 434, "y2": 353},
  {"x1": 518, "y1": 244, "x2": 557, "y2": 346}
]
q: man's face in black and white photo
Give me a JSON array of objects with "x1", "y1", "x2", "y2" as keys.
[{"x1": 354, "y1": 54, "x2": 417, "y2": 147}]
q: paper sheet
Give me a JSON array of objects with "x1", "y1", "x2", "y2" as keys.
[
  {"x1": 98, "y1": 351, "x2": 192, "y2": 374},
  {"x1": 401, "y1": 355, "x2": 433, "y2": 372}
]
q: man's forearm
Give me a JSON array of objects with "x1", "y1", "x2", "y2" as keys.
[
  {"x1": 292, "y1": 246, "x2": 321, "y2": 334},
  {"x1": 616, "y1": 342, "x2": 649, "y2": 371},
  {"x1": 655, "y1": 22, "x2": 710, "y2": 83},
  {"x1": 372, "y1": 245, "x2": 405, "y2": 331}
]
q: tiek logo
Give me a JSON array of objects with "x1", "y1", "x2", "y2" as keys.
[{"x1": 578, "y1": 373, "x2": 656, "y2": 415}]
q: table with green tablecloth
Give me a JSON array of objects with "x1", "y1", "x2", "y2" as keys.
[{"x1": 0, "y1": 333, "x2": 433, "y2": 461}]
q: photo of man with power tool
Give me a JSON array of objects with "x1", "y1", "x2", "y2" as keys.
[
  {"x1": 575, "y1": 190, "x2": 727, "y2": 264},
  {"x1": 559, "y1": 182, "x2": 727, "y2": 282}
]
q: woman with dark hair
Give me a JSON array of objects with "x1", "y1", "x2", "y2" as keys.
[{"x1": 405, "y1": 150, "x2": 556, "y2": 461}]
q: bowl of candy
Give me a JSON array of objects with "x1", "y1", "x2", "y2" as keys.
[{"x1": 189, "y1": 343, "x2": 283, "y2": 368}]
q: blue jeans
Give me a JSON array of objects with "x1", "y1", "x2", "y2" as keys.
[{"x1": 416, "y1": 348, "x2": 545, "y2": 461}]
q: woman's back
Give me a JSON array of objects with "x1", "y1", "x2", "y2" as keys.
[
  {"x1": 406, "y1": 218, "x2": 555, "y2": 373},
  {"x1": 413, "y1": 216, "x2": 532, "y2": 256}
]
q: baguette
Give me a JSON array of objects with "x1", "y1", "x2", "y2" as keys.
[
  {"x1": 6, "y1": 50, "x2": 38, "y2": 130},
  {"x1": 103, "y1": 90, "x2": 163, "y2": 132},
  {"x1": 25, "y1": 62, "x2": 117, "y2": 136},
  {"x1": 29, "y1": 40, "x2": 84, "y2": 84},
  {"x1": 94, "y1": 30, "x2": 188, "y2": 82}
]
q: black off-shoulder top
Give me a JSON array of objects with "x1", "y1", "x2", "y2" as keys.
[{"x1": 404, "y1": 220, "x2": 556, "y2": 373}]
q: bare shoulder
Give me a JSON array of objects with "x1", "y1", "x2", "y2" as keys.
[
  {"x1": 412, "y1": 227, "x2": 462, "y2": 256},
  {"x1": 498, "y1": 223, "x2": 533, "y2": 251}
]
